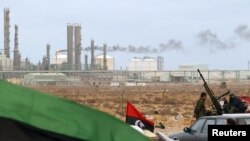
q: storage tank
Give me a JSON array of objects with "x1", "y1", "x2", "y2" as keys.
[
  {"x1": 95, "y1": 54, "x2": 114, "y2": 70},
  {"x1": 51, "y1": 50, "x2": 67, "y2": 65},
  {"x1": 128, "y1": 57, "x2": 157, "y2": 71},
  {"x1": 142, "y1": 58, "x2": 157, "y2": 71},
  {"x1": 128, "y1": 58, "x2": 142, "y2": 71}
]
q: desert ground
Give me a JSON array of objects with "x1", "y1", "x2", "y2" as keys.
[{"x1": 30, "y1": 83, "x2": 250, "y2": 135}]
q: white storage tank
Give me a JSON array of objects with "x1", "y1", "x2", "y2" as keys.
[
  {"x1": 128, "y1": 58, "x2": 142, "y2": 71},
  {"x1": 95, "y1": 54, "x2": 115, "y2": 70},
  {"x1": 128, "y1": 57, "x2": 157, "y2": 71},
  {"x1": 142, "y1": 58, "x2": 157, "y2": 71},
  {"x1": 51, "y1": 50, "x2": 67, "y2": 65}
]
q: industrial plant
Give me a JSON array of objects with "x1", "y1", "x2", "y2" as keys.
[
  {"x1": 5, "y1": 7, "x2": 247, "y2": 87},
  {"x1": 2, "y1": 8, "x2": 250, "y2": 86},
  {"x1": 1, "y1": 8, "x2": 166, "y2": 72},
  {"x1": 3, "y1": 7, "x2": 250, "y2": 87}
]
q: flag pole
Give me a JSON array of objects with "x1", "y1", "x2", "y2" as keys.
[
  {"x1": 121, "y1": 89, "x2": 125, "y2": 116},
  {"x1": 115, "y1": 89, "x2": 126, "y2": 116}
]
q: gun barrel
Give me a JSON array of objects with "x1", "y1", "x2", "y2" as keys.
[
  {"x1": 197, "y1": 69, "x2": 223, "y2": 115},
  {"x1": 198, "y1": 69, "x2": 206, "y2": 82},
  {"x1": 216, "y1": 91, "x2": 230, "y2": 100}
]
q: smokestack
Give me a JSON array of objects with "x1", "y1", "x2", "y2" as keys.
[
  {"x1": 84, "y1": 54, "x2": 88, "y2": 70},
  {"x1": 67, "y1": 24, "x2": 74, "y2": 70},
  {"x1": 42, "y1": 56, "x2": 47, "y2": 70},
  {"x1": 13, "y1": 25, "x2": 20, "y2": 70},
  {"x1": 46, "y1": 44, "x2": 50, "y2": 70},
  {"x1": 74, "y1": 24, "x2": 81, "y2": 70},
  {"x1": 25, "y1": 57, "x2": 30, "y2": 70},
  {"x1": 90, "y1": 40, "x2": 95, "y2": 70},
  {"x1": 4, "y1": 8, "x2": 10, "y2": 58},
  {"x1": 103, "y1": 44, "x2": 107, "y2": 70}
]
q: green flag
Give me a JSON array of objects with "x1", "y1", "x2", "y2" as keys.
[{"x1": 0, "y1": 81, "x2": 149, "y2": 141}]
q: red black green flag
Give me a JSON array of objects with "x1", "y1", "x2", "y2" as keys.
[
  {"x1": 126, "y1": 102, "x2": 154, "y2": 132},
  {"x1": 0, "y1": 81, "x2": 150, "y2": 141}
]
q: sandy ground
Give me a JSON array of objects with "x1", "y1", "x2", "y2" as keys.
[{"x1": 29, "y1": 83, "x2": 250, "y2": 135}]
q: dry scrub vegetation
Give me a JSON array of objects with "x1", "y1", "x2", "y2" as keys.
[{"x1": 29, "y1": 83, "x2": 250, "y2": 134}]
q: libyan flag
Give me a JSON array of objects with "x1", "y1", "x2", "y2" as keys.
[
  {"x1": 126, "y1": 102, "x2": 154, "y2": 132},
  {"x1": 0, "y1": 81, "x2": 150, "y2": 141}
]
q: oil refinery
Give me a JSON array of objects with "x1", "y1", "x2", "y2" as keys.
[{"x1": 2, "y1": 7, "x2": 249, "y2": 87}]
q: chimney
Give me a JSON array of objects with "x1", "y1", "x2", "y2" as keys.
[
  {"x1": 74, "y1": 24, "x2": 81, "y2": 70},
  {"x1": 42, "y1": 56, "x2": 48, "y2": 70},
  {"x1": 4, "y1": 8, "x2": 10, "y2": 58},
  {"x1": 84, "y1": 54, "x2": 88, "y2": 70},
  {"x1": 13, "y1": 25, "x2": 19, "y2": 70},
  {"x1": 90, "y1": 40, "x2": 95, "y2": 70},
  {"x1": 103, "y1": 44, "x2": 107, "y2": 70},
  {"x1": 25, "y1": 57, "x2": 29, "y2": 70},
  {"x1": 67, "y1": 24, "x2": 74, "y2": 70},
  {"x1": 46, "y1": 44, "x2": 50, "y2": 70}
]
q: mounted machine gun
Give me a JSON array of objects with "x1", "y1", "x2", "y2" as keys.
[{"x1": 197, "y1": 69, "x2": 223, "y2": 115}]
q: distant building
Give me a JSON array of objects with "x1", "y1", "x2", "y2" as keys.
[
  {"x1": 178, "y1": 64, "x2": 208, "y2": 71},
  {"x1": 95, "y1": 54, "x2": 115, "y2": 70},
  {"x1": 20, "y1": 58, "x2": 31, "y2": 70},
  {"x1": 128, "y1": 57, "x2": 157, "y2": 71},
  {"x1": 167, "y1": 64, "x2": 209, "y2": 83},
  {"x1": 23, "y1": 73, "x2": 67, "y2": 85},
  {"x1": 0, "y1": 53, "x2": 13, "y2": 70}
]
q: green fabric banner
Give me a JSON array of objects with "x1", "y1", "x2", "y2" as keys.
[{"x1": 0, "y1": 81, "x2": 149, "y2": 141}]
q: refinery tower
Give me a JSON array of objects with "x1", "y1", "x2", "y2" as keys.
[
  {"x1": 67, "y1": 24, "x2": 82, "y2": 70},
  {"x1": 4, "y1": 8, "x2": 10, "y2": 58}
]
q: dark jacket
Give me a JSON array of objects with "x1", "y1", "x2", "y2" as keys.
[
  {"x1": 229, "y1": 97, "x2": 246, "y2": 113},
  {"x1": 194, "y1": 99, "x2": 206, "y2": 119}
]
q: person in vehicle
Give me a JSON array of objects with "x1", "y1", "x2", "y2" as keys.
[
  {"x1": 229, "y1": 93, "x2": 247, "y2": 113},
  {"x1": 194, "y1": 92, "x2": 208, "y2": 119}
]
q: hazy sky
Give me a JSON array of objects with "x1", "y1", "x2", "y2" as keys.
[{"x1": 1, "y1": 0, "x2": 250, "y2": 70}]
